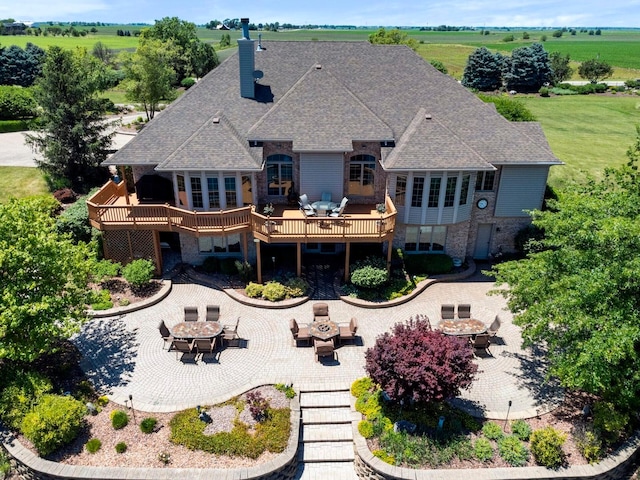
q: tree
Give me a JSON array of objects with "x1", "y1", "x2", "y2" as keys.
[
  {"x1": 0, "y1": 43, "x2": 46, "y2": 87},
  {"x1": 364, "y1": 315, "x2": 477, "y2": 405},
  {"x1": 0, "y1": 196, "x2": 92, "y2": 363},
  {"x1": 578, "y1": 58, "x2": 613, "y2": 83},
  {"x1": 0, "y1": 85, "x2": 37, "y2": 119},
  {"x1": 430, "y1": 59, "x2": 448, "y2": 75},
  {"x1": 91, "y1": 41, "x2": 114, "y2": 66},
  {"x1": 120, "y1": 38, "x2": 178, "y2": 121},
  {"x1": 188, "y1": 41, "x2": 218, "y2": 79},
  {"x1": 477, "y1": 94, "x2": 536, "y2": 122},
  {"x1": 368, "y1": 28, "x2": 417, "y2": 50},
  {"x1": 25, "y1": 46, "x2": 115, "y2": 192},
  {"x1": 502, "y1": 43, "x2": 552, "y2": 92},
  {"x1": 549, "y1": 51, "x2": 573, "y2": 85},
  {"x1": 461, "y1": 47, "x2": 504, "y2": 91},
  {"x1": 491, "y1": 127, "x2": 640, "y2": 411}
]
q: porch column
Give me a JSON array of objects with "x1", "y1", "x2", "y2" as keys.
[
  {"x1": 344, "y1": 242, "x2": 350, "y2": 282},
  {"x1": 254, "y1": 239, "x2": 262, "y2": 283},
  {"x1": 387, "y1": 240, "x2": 393, "y2": 275},
  {"x1": 242, "y1": 233, "x2": 248, "y2": 263},
  {"x1": 119, "y1": 166, "x2": 130, "y2": 205},
  {"x1": 296, "y1": 243, "x2": 302, "y2": 277}
]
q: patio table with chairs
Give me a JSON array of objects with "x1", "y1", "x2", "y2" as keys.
[
  {"x1": 437, "y1": 318, "x2": 487, "y2": 336},
  {"x1": 171, "y1": 320, "x2": 223, "y2": 339}
]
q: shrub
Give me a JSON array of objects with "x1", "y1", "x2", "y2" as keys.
[
  {"x1": 115, "y1": 441, "x2": 127, "y2": 453},
  {"x1": 365, "y1": 315, "x2": 477, "y2": 405},
  {"x1": 503, "y1": 34, "x2": 514, "y2": 42},
  {"x1": 429, "y1": 60, "x2": 448, "y2": 74},
  {"x1": 511, "y1": 419, "x2": 532, "y2": 441},
  {"x1": 351, "y1": 377, "x2": 374, "y2": 398},
  {"x1": 372, "y1": 449, "x2": 395, "y2": 465},
  {"x1": 358, "y1": 420, "x2": 375, "y2": 438},
  {"x1": 354, "y1": 391, "x2": 382, "y2": 418},
  {"x1": 20, "y1": 394, "x2": 87, "y2": 456},
  {"x1": 85, "y1": 438, "x2": 102, "y2": 453},
  {"x1": 593, "y1": 401, "x2": 629, "y2": 444},
  {"x1": 201, "y1": 256, "x2": 219, "y2": 273},
  {"x1": 0, "y1": 85, "x2": 37, "y2": 120},
  {"x1": 262, "y1": 281, "x2": 287, "y2": 301},
  {"x1": 274, "y1": 383, "x2": 296, "y2": 399},
  {"x1": 235, "y1": 260, "x2": 253, "y2": 282},
  {"x1": 530, "y1": 426, "x2": 566, "y2": 468},
  {"x1": 404, "y1": 253, "x2": 453, "y2": 275},
  {"x1": 140, "y1": 417, "x2": 157, "y2": 433},
  {"x1": 96, "y1": 396, "x2": 109, "y2": 407},
  {"x1": 285, "y1": 277, "x2": 308, "y2": 297},
  {"x1": 219, "y1": 257, "x2": 237, "y2": 275},
  {"x1": 350, "y1": 265, "x2": 388, "y2": 289},
  {"x1": 245, "y1": 282, "x2": 264, "y2": 298},
  {"x1": 0, "y1": 448, "x2": 10, "y2": 476},
  {"x1": 181, "y1": 77, "x2": 196, "y2": 89},
  {"x1": 498, "y1": 435, "x2": 529, "y2": 466},
  {"x1": 55, "y1": 197, "x2": 92, "y2": 243},
  {"x1": 0, "y1": 369, "x2": 53, "y2": 429},
  {"x1": 575, "y1": 425, "x2": 603, "y2": 463},
  {"x1": 0, "y1": 119, "x2": 31, "y2": 133},
  {"x1": 482, "y1": 421, "x2": 504, "y2": 441},
  {"x1": 110, "y1": 409, "x2": 129, "y2": 430},
  {"x1": 477, "y1": 94, "x2": 536, "y2": 122},
  {"x1": 122, "y1": 259, "x2": 155, "y2": 287},
  {"x1": 539, "y1": 86, "x2": 550, "y2": 97},
  {"x1": 474, "y1": 437, "x2": 494, "y2": 462},
  {"x1": 246, "y1": 391, "x2": 270, "y2": 422},
  {"x1": 88, "y1": 288, "x2": 113, "y2": 310},
  {"x1": 90, "y1": 259, "x2": 121, "y2": 282}
]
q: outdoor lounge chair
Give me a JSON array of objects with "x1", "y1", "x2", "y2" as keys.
[
  {"x1": 457, "y1": 304, "x2": 471, "y2": 319},
  {"x1": 469, "y1": 334, "x2": 492, "y2": 356},
  {"x1": 441, "y1": 304, "x2": 455, "y2": 320},
  {"x1": 222, "y1": 317, "x2": 241, "y2": 347},
  {"x1": 321, "y1": 192, "x2": 332, "y2": 202},
  {"x1": 158, "y1": 320, "x2": 173, "y2": 350},
  {"x1": 193, "y1": 337, "x2": 217, "y2": 359},
  {"x1": 329, "y1": 197, "x2": 348, "y2": 218},
  {"x1": 299, "y1": 194, "x2": 316, "y2": 216},
  {"x1": 313, "y1": 302, "x2": 330, "y2": 322},
  {"x1": 206, "y1": 305, "x2": 220, "y2": 322},
  {"x1": 314, "y1": 338, "x2": 335, "y2": 362},
  {"x1": 487, "y1": 315, "x2": 501, "y2": 337},
  {"x1": 170, "y1": 339, "x2": 194, "y2": 360},
  {"x1": 290, "y1": 318, "x2": 311, "y2": 346},
  {"x1": 184, "y1": 306, "x2": 199, "y2": 322},
  {"x1": 338, "y1": 317, "x2": 358, "y2": 344}
]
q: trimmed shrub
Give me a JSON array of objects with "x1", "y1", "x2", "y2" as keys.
[
  {"x1": 85, "y1": 438, "x2": 102, "y2": 453},
  {"x1": 351, "y1": 264, "x2": 388, "y2": 289},
  {"x1": 575, "y1": 426, "x2": 603, "y2": 463},
  {"x1": 0, "y1": 85, "x2": 37, "y2": 120},
  {"x1": 0, "y1": 369, "x2": 53, "y2": 429},
  {"x1": 20, "y1": 394, "x2": 87, "y2": 456},
  {"x1": 482, "y1": 421, "x2": 504, "y2": 441},
  {"x1": 539, "y1": 86, "x2": 550, "y2": 97},
  {"x1": 511, "y1": 419, "x2": 532, "y2": 441},
  {"x1": 245, "y1": 282, "x2": 264, "y2": 298},
  {"x1": 358, "y1": 420, "x2": 375, "y2": 438},
  {"x1": 474, "y1": 437, "x2": 494, "y2": 462},
  {"x1": 90, "y1": 259, "x2": 121, "y2": 283},
  {"x1": 404, "y1": 254, "x2": 453, "y2": 275},
  {"x1": 351, "y1": 377, "x2": 374, "y2": 398},
  {"x1": 530, "y1": 426, "x2": 566, "y2": 468},
  {"x1": 110, "y1": 409, "x2": 129, "y2": 430},
  {"x1": 262, "y1": 281, "x2": 287, "y2": 301},
  {"x1": 140, "y1": 417, "x2": 157, "y2": 433},
  {"x1": 115, "y1": 441, "x2": 127, "y2": 453},
  {"x1": 96, "y1": 396, "x2": 109, "y2": 407},
  {"x1": 372, "y1": 449, "x2": 395, "y2": 465},
  {"x1": 122, "y1": 259, "x2": 154, "y2": 287},
  {"x1": 0, "y1": 119, "x2": 31, "y2": 133},
  {"x1": 181, "y1": 77, "x2": 196, "y2": 89},
  {"x1": 498, "y1": 435, "x2": 529, "y2": 466}
]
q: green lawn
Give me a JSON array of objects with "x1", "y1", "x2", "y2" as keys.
[
  {"x1": 518, "y1": 94, "x2": 640, "y2": 189},
  {"x1": 0, "y1": 167, "x2": 48, "y2": 202}
]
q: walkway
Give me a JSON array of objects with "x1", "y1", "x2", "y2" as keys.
[{"x1": 73, "y1": 267, "x2": 562, "y2": 419}]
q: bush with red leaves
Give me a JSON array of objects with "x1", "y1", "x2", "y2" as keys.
[
  {"x1": 53, "y1": 188, "x2": 78, "y2": 204},
  {"x1": 365, "y1": 314, "x2": 477, "y2": 405}
]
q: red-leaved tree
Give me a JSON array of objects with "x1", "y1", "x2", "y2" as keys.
[{"x1": 364, "y1": 315, "x2": 477, "y2": 405}]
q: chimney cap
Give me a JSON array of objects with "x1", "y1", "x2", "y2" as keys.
[
  {"x1": 425, "y1": 114, "x2": 432, "y2": 120},
  {"x1": 241, "y1": 18, "x2": 249, "y2": 23}
]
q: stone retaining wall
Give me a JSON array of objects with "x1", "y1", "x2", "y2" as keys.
[{"x1": 2, "y1": 397, "x2": 301, "y2": 480}]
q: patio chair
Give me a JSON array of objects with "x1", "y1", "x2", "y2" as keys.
[
  {"x1": 222, "y1": 317, "x2": 241, "y2": 347},
  {"x1": 299, "y1": 194, "x2": 316, "y2": 214},
  {"x1": 193, "y1": 337, "x2": 217, "y2": 359},
  {"x1": 314, "y1": 338, "x2": 336, "y2": 362},
  {"x1": 338, "y1": 317, "x2": 358, "y2": 344},
  {"x1": 457, "y1": 304, "x2": 471, "y2": 319},
  {"x1": 488, "y1": 315, "x2": 502, "y2": 337},
  {"x1": 290, "y1": 318, "x2": 311, "y2": 346},
  {"x1": 329, "y1": 197, "x2": 348, "y2": 218},
  {"x1": 184, "y1": 306, "x2": 199, "y2": 322},
  {"x1": 321, "y1": 192, "x2": 332, "y2": 202},
  {"x1": 469, "y1": 334, "x2": 492, "y2": 356},
  {"x1": 313, "y1": 302, "x2": 330, "y2": 322},
  {"x1": 441, "y1": 304, "x2": 455, "y2": 320},
  {"x1": 206, "y1": 305, "x2": 220, "y2": 322},
  {"x1": 170, "y1": 339, "x2": 194, "y2": 360},
  {"x1": 158, "y1": 320, "x2": 173, "y2": 350}
]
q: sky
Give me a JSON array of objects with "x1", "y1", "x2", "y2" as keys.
[{"x1": 4, "y1": 0, "x2": 640, "y2": 28}]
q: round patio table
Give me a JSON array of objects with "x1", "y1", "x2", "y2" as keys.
[
  {"x1": 311, "y1": 201, "x2": 338, "y2": 216},
  {"x1": 437, "y1": 318, "x2": 486, "y2": 336},
  {"x1": 171, "y1": 321, "x2": 223, "y2": 339},
  {"x1": 309, "y1": 319, "x2": 339, "y2": 341}
]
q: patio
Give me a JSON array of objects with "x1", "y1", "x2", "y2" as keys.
[{"x1": 72, "y1": 268, "x2": 563, "y2": 419}]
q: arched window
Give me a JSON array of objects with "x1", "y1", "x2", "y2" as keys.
[
  {"x1": 266, "y1": 154, "x2": 293, "y2": 196},
  {"x1": 349, "y1": 154, "x2": 376, "y2": 196}
]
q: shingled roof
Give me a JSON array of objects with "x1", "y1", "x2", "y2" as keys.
[{"x1": 107, "y1": 41, "x2": 561, "y2": 171}]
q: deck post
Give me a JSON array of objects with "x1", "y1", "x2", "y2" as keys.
[
  {"x1": 254, "y1": 238, "x2": 262, "y2": 284},
  {"x1": 344, "y1": 242, "x2": 350, "y2": 282},
  {"x1": 296, "y1": 243, "x2": 301, "y2": 277},
  {"x1": 386, "y1": 239, "x2": 393, "y2": 274}
]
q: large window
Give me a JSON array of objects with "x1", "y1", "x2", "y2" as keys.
[
  {"x1": 428, "y1": 177, "x2": 441, "y2": 207},
  {"x1": 224, "y1": 177, "x2": 237, "y2": 207},
  {"x1": 411, "y1": 177, "x2": 425, "y2": 207},
  {"x1": 266, "y1": 154, "x2": 293, "y2": 196},
  {"x1": 395, "y1": 175, "x2": 407, "y2": 205},
  {"x1": 198, "y1": 234, "x2": 241, "y2": 254},
  {"x1": 459, "y1": 174, "x2": 471, "y2": 205},
  {"x1": 444, "y1": 177, "x2": 457, "y2": 207},
  {"x1": 404, "y1": 226, "x2": 447, "y2": 252},
  {"x1": 191, "y1": 177, "x2": 203, "y2": 208},
  {"x1": 349, "y1": 155, "x2": 376, "y2": 196},
  {"x1": 476, "y1": 171, "x2": 495, "y2": 191},
  {"x1": 207, "y1": 177, "x2": 220, "y2": 208}
]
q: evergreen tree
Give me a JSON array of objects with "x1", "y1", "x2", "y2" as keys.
[
  {"x1": 25, "y1": 46, "x2": 115, "y2": 192},
  {"x1": 461, "y1": 47, "x2": 504, "y2": 91},
  {"x1": 0, "y1": 43, "x2": 45, "y2": 87},
  {"x1": 503, "y1": 43, "x2": 552, "y2": 92}
]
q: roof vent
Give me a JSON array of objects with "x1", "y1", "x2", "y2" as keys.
[
  {"x1": 425, "y1": 114, "x2": 432, "y2": 120},
  {"x1": 257, "y1": 33, "x2": 265, "y2": 51},
  {"x1": 212, "y1": 117, "x2": 220, "y2": 124},
  {"x1": 315, "y1": 64, "x2": 322, "y2": 70}
]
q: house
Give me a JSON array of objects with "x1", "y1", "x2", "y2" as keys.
[{"x1": 88, "y1": 18, "x2": 561, "y2": 281}]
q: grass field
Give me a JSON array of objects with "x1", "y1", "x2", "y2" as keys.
[
  {"x1": 517, "y1": 94, "x2": 640, "y2": 189},
  {"x1": 0, "y1": 167, "x2": 48, "y2": 202}
]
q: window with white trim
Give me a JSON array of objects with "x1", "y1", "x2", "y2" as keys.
[
  {"x1": 444, "y1": 177, "x2": 457, "y2": 207},
  {"x1": 404, "y1": 226, "x2": 447, "y2": 252},
  {"x1": 207, "y1": 177, "x2": 220, "y2": 208},
  {"x1": 428, "y1": 177, "x2": 441, "y2": 207},
  {"x1": 198, "y1": 234, "x2": 241, "y2": 253},
  {"x1": 411, "y1": 177, "x2": 425, "y2": 207},
  {"x1": 191, "y1": 177, "x2": 203, "y2": 208},
  {"x1": 224, "y1": 177, "x2": 237, "y2": 207},
  {"x1": 459, "y1": 174, "x2": 471, "y2": 205}
]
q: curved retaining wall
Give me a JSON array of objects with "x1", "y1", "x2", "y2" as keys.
[{"x1": 2, "y1": 396, "x2": 301, "y2": 480}]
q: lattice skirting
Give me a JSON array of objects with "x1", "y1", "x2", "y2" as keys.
[{"x1": 102, "y1": 230, "x2": 161, "y2": 274}]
